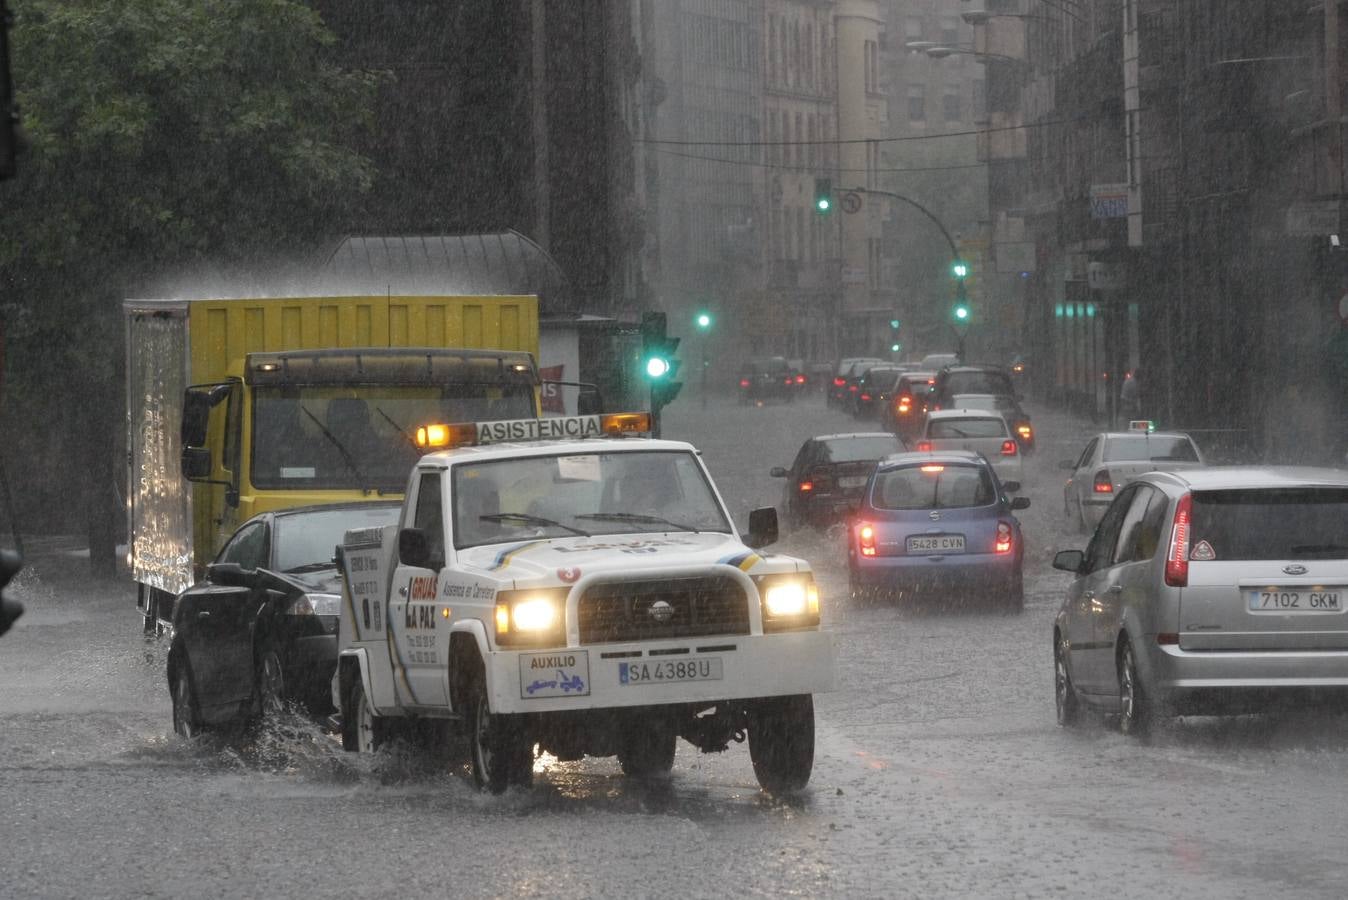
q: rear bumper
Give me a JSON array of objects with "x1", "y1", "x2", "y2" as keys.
[
  {"x1": 486, "y1": 629, "x2": 836, "y2": 716},
  {"x1": 1143, "y1": 641, "x2": 1348, "y2": 711},
  {"x1": 851, "y1": 551, "x2": 1020, "y2": 588}
]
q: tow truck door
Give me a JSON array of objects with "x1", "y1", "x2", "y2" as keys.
[{"x1": 389, "y1": 470, "x2": 450, "y2": 707}]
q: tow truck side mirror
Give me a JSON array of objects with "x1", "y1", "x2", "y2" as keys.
[
  {"x1": 181, "y1": 446, "x2": 212, "y2": 480},
  {"x1": 745, "y1": 506, "x2": 778, "y2": 549},
  {"x1": 398, "y1": 528, "x2": 433, "y2": 570}
]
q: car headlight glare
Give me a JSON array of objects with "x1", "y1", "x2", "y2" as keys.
[
  {"x1": 764, "y1": 582, "x2": 808, "y2": 617},
  {"x1": 494, "y1": 588, "x2": 569, "y2": 647},
  {"x1": 511, "y1": 597, "x2": 558, "y2": 632},
  {"x1": 757, "y1": 575, "x2": 821, "y2": 631}
]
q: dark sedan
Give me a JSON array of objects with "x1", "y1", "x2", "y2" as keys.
[
  {"x1": 771, "y1": 432, "x2": 904, "y2": 528},
  {"x1": 168, "y1": 502, "x2": 402, "y2": 736},
  {"x1": 738, "y1": 356, "x2": 796, "y2": 404}
]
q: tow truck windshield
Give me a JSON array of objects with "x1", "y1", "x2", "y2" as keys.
[
  {"x1": 252, "y1": 385, "x2": 536, "y2": 491},
  {"x1": 451, "y1": 450, "x2": 733, "y2": 548}
]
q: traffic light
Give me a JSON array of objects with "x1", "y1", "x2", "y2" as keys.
[
  {"x1": 695, "y1": 311, "x2": 712, "y2": 331},
  {"x1": 814, "y1": 178, "x2": 832, "y2": 214},
  {"x1": 953, "y1": 301, "x2": 970, "y2": 321},
  {"x1": 888, "y1": 318, "x2": 901, "y2": 353},
  {"x1": 951, "y1": 259, "x2": 969, "y2": 279},
  {"x1": 640, "y1": 311, "x2": 683, "y2": 411}
]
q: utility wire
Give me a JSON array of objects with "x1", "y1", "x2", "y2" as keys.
[{"x1": 636, "y1": 117, "x2": 1073, "y2": 149}]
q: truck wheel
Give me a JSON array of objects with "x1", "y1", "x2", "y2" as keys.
[
  {"x1": 343, "y1": 678, "x2": 387, "y2": 753},
  {"x1": 748, "y1": 694, "x2": 814, "y2": 795},
  {"x1": 171, "y1": 666, "x2": 203, "y2": 738},
  {"x1": 618, "y1": 722, "x2": 676, "y2": 777},
  {"x1": 468, "y1": 679, "x2": 533, "y2": 793}
]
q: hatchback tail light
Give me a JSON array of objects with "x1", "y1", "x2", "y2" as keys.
[
  {"x1": 1164, "y1": 492, "x2": 1192, "y2": 587},
  {"x1": 916, "y1": 441, "x2": 933, "y2": 452},
  {"x1": 1000, "y1": 440, "x2": 1018, "y2": 456},
  {"x1": 897, "y1": 396, "x2": 912, "y2": 414},
  {"x1": 833, "y1": 376, "x2": 845, "y2": 387},
  {"x1": 860, "y1": 393, "x2": 872, "y2": 402},
  {"x1": 798, "y1": 481, "x2": 814, "y2": 493},
  {"x1": 857, "y1": 522, "x2": 877, "y2": 557},
  {"x1": 795, "y1": 374, "x2": 806, "y2": 384},
  {"x1": 739, "y1": 378, "x2": 751, "y2": 388},
  {"x1": 1093, "y1": 470, "x2": 1113, "y2": 493},
  {"x1": 995, "y1": 521, "x2": 1013, "y2": 554}
]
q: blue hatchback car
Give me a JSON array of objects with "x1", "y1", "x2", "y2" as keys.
[{"x1": 847, "y1": 451, "x2": 1030, "y2": 610}]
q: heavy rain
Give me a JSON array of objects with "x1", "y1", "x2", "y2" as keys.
[{"x1": 2, "y1": 2, "x2": 1348, "y2": 898}]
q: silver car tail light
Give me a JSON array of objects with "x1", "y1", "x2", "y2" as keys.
[{"x1": 1164, "y1": 492, "x2": 1193, "y2": 587}]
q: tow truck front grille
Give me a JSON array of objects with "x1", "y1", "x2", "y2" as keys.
[{"x1": 578, "y1": 575, "x2": 750, "y2": 644}]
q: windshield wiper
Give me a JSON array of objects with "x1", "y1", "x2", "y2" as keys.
[
  {"x1": 480, "y1": 512, "x2": 591, "y2": 537},
  {"x1": 374, "y1": 406, "x2": 419, "y2": 452},
  {"x1": 575, "y1": 512, "x2": 698, "y2": 533},
  {"x1": 284, "y1": 561, "x2": 336, "y2": 574},
  {"x1": 299, "y1": 405, "x2": 378, "y2": 493},
  {"x1": 1290, "y1": 544, "x2": 1348, "y2": 555}
]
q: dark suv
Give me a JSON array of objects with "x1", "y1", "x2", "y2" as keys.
[
  {"x1": 930, "y1": 365, "x2": 1018, "y2": 412},
  {"x1": 738, "y1": 356, "x2": 795, "y2": 404}
]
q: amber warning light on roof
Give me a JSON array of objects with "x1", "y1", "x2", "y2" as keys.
[{"x1": 416, "y1": 412, "x2": 653, "y2": 449}]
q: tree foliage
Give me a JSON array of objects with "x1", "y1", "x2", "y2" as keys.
[{"x1": 0, "y1": 0, "x2": 381, "y2": 532}]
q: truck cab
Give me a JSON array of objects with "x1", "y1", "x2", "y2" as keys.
[{"x1": 335, "y1": 412, "x2": 836, "y2": 794}]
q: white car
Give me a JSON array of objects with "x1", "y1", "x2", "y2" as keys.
[
  {"x1": 916, "y1": 409, "x2": 1024, "y2": 489},
  {"x1": 1060, "y1": 429, "x2": 1205, "y2": 531}
]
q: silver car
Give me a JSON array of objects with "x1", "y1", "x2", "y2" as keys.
[
  {"x1": 1052, "y1": 467, "x2": 1348, "y2": 736},
  {"x1": 1059, "y1": 429, "x2": 1204, "y2": 531}
]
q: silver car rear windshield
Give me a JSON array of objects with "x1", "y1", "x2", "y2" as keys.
[
  {"x1": 928, "y1": 417, "x2": 1007, "y2": 439},
  {"x1": 1104, "y1": 435, "x2": 1198, "y2": 462},
  {"x1": 872, "y1": 464, "x2": 995, "y2": 510},
  {"x1": 1192, "y1": 489, "x2": 1348, "y2": 560}
]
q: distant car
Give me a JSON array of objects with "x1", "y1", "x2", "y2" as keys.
[
  {"x1": 848, "y1": 451, "x2": 1028, "y2": 608},
  {"x1": 1052, "y1": 467, "x2": 1348, "y2": 736},
  {"x1": 852, "y1": 365, "x2": 905, "y2": 419},
  {"x1": 828, "y1": 357, "x2": 883, "y2": 408},
  {"x1": 930, "y1": 365, "x2": 1017, "y2": 412},
  {"x1": 167, "y1": 502, "x2": 402, "y2": 736},
  {"x1": 1060, "y1": 429, "x2": 1204, "y2": 532},
  {"x1": 738, "y1": 356, "x2": 795, "y2": 405},
  {"x1": 881, "y1": 370, "x2": 936, "y2": 438},
  {"x1": 920, "y1": 353, "x2": 959, "y2": 370},
  {"x1": 948, "y1": 393, "x2": 1035, "y2": 454},
  {"x1": 771, "y1": 432, "x2": 904, "y2": 528},
  {"x1": 916, "y1": 409, "x2": 1024, "y2": 488},
  {"x1": 786, "y1": 358, "x2": 810, "y2": 398}
]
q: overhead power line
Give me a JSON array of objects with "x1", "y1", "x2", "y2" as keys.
[{"x1": 636, "y1": 117, "x2": 1072, "y2": 149}]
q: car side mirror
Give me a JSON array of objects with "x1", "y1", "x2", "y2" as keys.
[
  {"x1": 745, "y1": 506, "x2": 779, "y2": 549},
  {"x1": 1052, "y1": 550, "x2": 1085, "y2": 573},
  {"x1": 398, "y1": 527, "x2": 436, "y2": 570},
  {"x1": 1057, "y1": 460, "x2": 1076, "y2": 470},
  {"x1": 769, "y1": 466, "x2": 788, "y2": 478},
  {"x1": 181, "y1": 446, "x2": 212, "y2": 481},
  {"x1": 1010, "y1": 496, "x2": 1031, "y2": 510},
  {"x1": 207, "y1": 561, "x2": 248, "y2": 586},
  {"x1": 1002, "y1": 480, "x2": 1021, "y2": 493}
]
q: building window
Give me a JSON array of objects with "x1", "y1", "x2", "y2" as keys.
[
  {"x1": 943, "y1": 90, "x2": 961, "y2": 122},
  {"x1": 907, "y1": 84, "x2": 926, "y2": 122},
  {"x1": 905, "y1": 17, "x2": 923, "y2": 41},
  {"x1": 940, "y1": 16, "x2": 959, "y2": 48}
]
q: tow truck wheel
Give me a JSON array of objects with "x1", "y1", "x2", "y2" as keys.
[
  {"x1": 171, "y1": 667, "x2": 202, "y2": 738},
  {"x1": 618, "y1": 722, "x2": 677, "y2": 777},
  {"x1": 468, "y1": 679, "x2": 533, "y2": 793},
  {"x1": 343, "y1": 679, "x2": 386, "y2": 753},
  {"x1": 748, "y1": 694, "x2": 814, "y2": 795}
]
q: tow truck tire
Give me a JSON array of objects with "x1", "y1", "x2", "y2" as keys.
[
  {"x1": 618, "y1": 722, "x2": 677, "y2": 777},
  {"x1": 468, "y1": 679, "x2": 533, "y2": 793},
  {"x1": 171, "y1": 666, "x2": 202, "y2": 738},
  {"x1": 748, "y1": 694, "x2": 814, "y2": 795},
  {"x1": 343, "y1": 679, "x2": 388, "y2": 753}
]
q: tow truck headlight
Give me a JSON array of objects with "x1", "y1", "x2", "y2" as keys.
[
  {"x1": 756, "y1": 575, "x2": 821, "y2": 632},
  {"x1": 494, "y1": 588, "x2": 568, "y2": 647}
]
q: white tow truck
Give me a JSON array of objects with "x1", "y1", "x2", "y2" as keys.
[{"x1": 333, "y1": 412, "x2": 835, "y2": 793}]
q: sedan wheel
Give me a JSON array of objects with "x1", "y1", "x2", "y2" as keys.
[
  {"x1": 258, "y1": 647, "x2": 286, "y2": 717},
  {"x1": 172, "y1": 668, "x2": 201, "y2": 738},
  {"x1": 1054, "y1": 634, "x2": 1080, "y2": 727},
  {"x1": 1118, "y1": 640, "x2": 1152, "y2": 738}
]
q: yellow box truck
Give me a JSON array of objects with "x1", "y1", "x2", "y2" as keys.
[{"x1": 125, "y1": 294, "x2": 540, "y2": 630}]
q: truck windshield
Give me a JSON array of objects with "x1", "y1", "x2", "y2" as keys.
[
  {"x1": 451, "y1": 450, "x2": 733, "y2": 548},
  {"x1": 252, "y1": 385, "x2": 536, "y2": 491}
]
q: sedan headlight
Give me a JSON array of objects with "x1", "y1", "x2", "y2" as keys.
[
  {"x1": 494, "y1": 588, "x2": 568, "y2": 647},
  {"x1": 288, "y1": 592, "x2": 341, "y2": 618},
  {"x1": 756, "y1": 574, "x2": 821, "y2": 632}
]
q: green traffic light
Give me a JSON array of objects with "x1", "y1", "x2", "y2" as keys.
[
  {"x1": 696, "y1": 312, "x2": 712, "y2": 330},
  {"x1": 645, "y1": 357, "x2": 671, "y2": 378},
  {"x1": 952, "y1": 261, "x2": 969, "y2": 279},
  {"x1": 889, "y1": 319, "x2": 900, "y2": 329},
  {"x1": 954, "y1": 305, "x2": 970, "y2": 321},
  {"x1": 890, "y1": 343, "x2": 901, "y2": 352},
  {"x1": 816, "y1": 197, "x2": 831, "y2": 212}
]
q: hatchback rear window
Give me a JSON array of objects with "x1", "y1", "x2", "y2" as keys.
[
  {"x1": 1104, "y1": 436, "x2": 1198, "y2": 462},
  {"x1": 928, "y1": 417, "x2": 1007, "y2": 439},
  {"x1": 1191, "y1": 489, "x2": 1348, "y2": 560},
  {"x1": 872, "y1": 464, "x2": 995, "y2": 510},
  {"x1": 819, "y1": 436, "x2": 902, "y2": 462}
]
